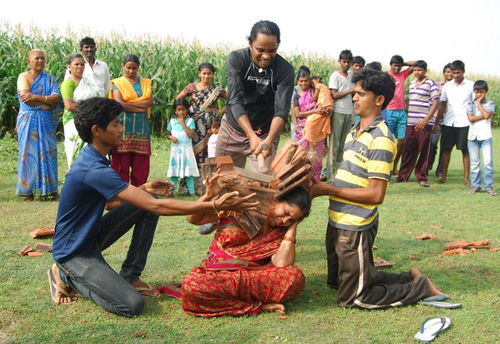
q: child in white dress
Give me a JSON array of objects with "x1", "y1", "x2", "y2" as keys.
[{"x1": 167, "y1": 99, "x2": 200, "y2": 195}]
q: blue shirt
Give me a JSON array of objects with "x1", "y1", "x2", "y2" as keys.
[{"x1": 53, "y1": 145, "x2": 128, "y2": 262}]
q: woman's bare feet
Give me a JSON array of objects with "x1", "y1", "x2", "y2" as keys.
[
  {"x1": 48, "y1": 264, "x2": 77, "y2": 304},
  {"x1": 262, "y1": 303, "x2": 286, "y2": 315}
]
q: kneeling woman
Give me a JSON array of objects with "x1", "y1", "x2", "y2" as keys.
[{"x1": 180, "y1": 186, "x2": 310, "y2": 317}]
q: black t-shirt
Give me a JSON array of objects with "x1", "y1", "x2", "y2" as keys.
[{"x1": 225, "y1": 48, "x2": 294, "y2": 134}]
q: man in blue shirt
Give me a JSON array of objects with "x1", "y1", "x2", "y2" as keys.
[{"x1": 49, "y1": 97, "x2": 257, "y2": 317}]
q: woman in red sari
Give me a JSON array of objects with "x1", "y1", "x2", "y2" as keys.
[{"x1": 179, "y1": 186, "x2": 311, "y2": 317}]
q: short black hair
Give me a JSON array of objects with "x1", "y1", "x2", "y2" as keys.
[
  {"x1": 473, "y1": 80, "x2": 488, "y2": 92},
  {"x1": 74, "y1": 98, "x2": 123, "y2": 143},
  {"x1": 198, "y1": 62, "x2": 215, "y2": 73},
  {"x1": 352, "y1": 69, "x2": 395, "y2": 110},
  {"x1": 352, "y1": 56, "x2": 365, "y2": 66},
  {"x1": 390, "y1": 55, "x2": 404, "y2": 65},
  {"x1": 365, "y1": 61, "x2": 382, "y2": 71},
  {"x1": 277, "y1": 186, "x2": 311, "y2": 218},
  {"x1": 173, "y1": 98, "x2": 190, "y2": 111},
  {"x1": 79, "y1": 37, "x2": 96, "y2": 49},
  {"x1": 414, "y1": 60, "x2": 427, "y2": 70},
  {"x1": 339, "y1": 49, "x2": 353, "y2": 61},
  {"x1": 248, "y1": 20, "x2": 281, "y2": 44},
  {"x1": 123, "y1": 54, "x2": 140, "y2": 66},
  {"x1": 450, "y1": 60, "x2": 465, "y2": 71},
  {"x1": 311, "y1": 76, "x2": 322, "y2": 82},
  {"x1": 442, "y1": 63, "x2": 452, "y2": 73}
]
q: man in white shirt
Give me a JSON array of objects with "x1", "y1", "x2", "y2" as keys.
[
  {"x1": 65, "y1": 37, "x2": 110, "y2": 97},
  {"x1": 435, "y1": 60, "x2": 474, "y2": 186}
]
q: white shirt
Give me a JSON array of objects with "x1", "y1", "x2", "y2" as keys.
[
  {"x1": 328, "y1": 71, "x2": 354, "y2": 114},
  {"x1": 468, "y1": 100, "x2": 495, "y2": 141},
  {"x1": 440, "y1": 78, "x2": 474, "y2": 128},
  {"x1": 64, "y1": 57, "x2": 110, "y2": 97},
  {"x1": 207, "y1": 134, "x2": 218, "y2": 158}
]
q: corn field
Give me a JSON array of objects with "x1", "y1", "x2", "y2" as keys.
[{"x1": 1, "y1": 24, "x2": 499, "y2": 136}]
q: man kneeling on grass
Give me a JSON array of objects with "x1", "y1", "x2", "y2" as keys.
[
  {"x1": 48, "y1": 97, "x2": 257, "y2": 317},
  {"x1": 311, "y1": 69, "x2": 445, "y2": 309}
]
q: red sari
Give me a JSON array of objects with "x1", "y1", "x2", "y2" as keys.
[{"x1": 181, "y1": 218, "x2": 305, "y2": 317}]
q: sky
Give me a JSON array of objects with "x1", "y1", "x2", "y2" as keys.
[{"x1": 2, "y1": 0, "x2": 500, "y2": 77}]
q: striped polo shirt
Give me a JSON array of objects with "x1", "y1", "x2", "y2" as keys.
[
  {"x1": 329, "y1": 116, "x2": 396, "y2": 231},
  {"x1": 407, "y1": 78, "x2": 440, "y2": 126}
]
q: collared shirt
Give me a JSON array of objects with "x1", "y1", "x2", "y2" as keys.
[
  {"x1": 468, "y1": 100, "x2": 495, "y2": 141},
  {"x1": 64, "y1": 57, "x2": 110, "y2": 97},
  {"x1": 225, "y1": 48, "x2": 294, "y2": 134},
  {"x1": 329, "y1": 116, "x2": 396, "y2": 231},
  {"x1": 440, "y1": 78, "x2": 474, "y2": 128},
  {"x1": 407, "y1": 78, "x2": 440, "y2": 126},
  {"x1": 328, "y1": 71, "x2": 354, "y2": 114},
  {"x1": 53, "y1": 145, "x2": 128, "y2": 262}
]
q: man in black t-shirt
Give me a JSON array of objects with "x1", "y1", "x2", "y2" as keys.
[{"x1": 215, "y1": 20, "x2": 294, "y2": 171}]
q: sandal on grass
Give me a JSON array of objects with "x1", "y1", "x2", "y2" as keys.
[
  {"x1": 156, "y1": 283, "x2": 182, "y2": 300},
  {"x1": 131, "y1": 279, "x2": 160, "y2": 298},
  {"x1": 468, "y1": 187, "x2": 481, "y2": 194},
  {"x1": 421, "y1": 295, "x2": 462, "y2": 309},
  {"x1": 486, "y1": 188, "x2": 497, "y2": 196},
  {"x1": 47, "y1": 264, "x2": 77, "y2": 305},
  {"x1": 414, "y1": 317, "x2": 451, "y2": 343}
]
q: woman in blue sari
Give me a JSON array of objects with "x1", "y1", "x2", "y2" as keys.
[{"x1": 16, "y1": 49, "x2": 61, "y2": 200}]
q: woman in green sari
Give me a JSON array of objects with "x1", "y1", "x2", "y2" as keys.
[{"x1": 61, "y1": 54, "x2": 100, "y2": 167}]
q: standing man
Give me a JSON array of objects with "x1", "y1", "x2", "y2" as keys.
[
  {"x1": 65, "y1": 37, "x2": 110, "y2": 97},
  {"x1": 428, "y1": 63, "x2": 453, "y2": 177},
  {"x1": 327, "y1": 49, "x2": 355, "y2": 181},
  {"x1": 395, "y1": 60, "x2": 440, "y2": 186},
  {"x1": 216, "y1": 20, "x2": 294, "y2": 171},
  {"x1": 435, "y1": 60, "x2": 474, "y2": 185},
  {"x1": 311, "y1": 69, "x2": 444, "y2": 309},
  {"x1": 385, "y1": 55, "x2": 416, "y2": 175}
]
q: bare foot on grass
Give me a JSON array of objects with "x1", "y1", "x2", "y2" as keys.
[{"x1": 262, "y1": 303, "x2": 286, "y2": 315}]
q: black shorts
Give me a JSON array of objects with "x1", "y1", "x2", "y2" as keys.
[{"x1": 440, "y1": 125, "x2": 469, "y2": 152}]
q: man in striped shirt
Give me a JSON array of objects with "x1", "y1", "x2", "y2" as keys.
[
  {"x1": 395, "y1": 60, "x2": 440, "y2": 186},
  {"x1": 311, "y1": 69, "x2": 444, "y2": 309}
]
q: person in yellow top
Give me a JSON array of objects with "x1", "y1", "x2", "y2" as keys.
[
  {"x1": 109, "y1": 54, "x2": 153, "y2": 186},
  {"x1": 311, "y1": 69, "x2": 445, "y2": 309}
]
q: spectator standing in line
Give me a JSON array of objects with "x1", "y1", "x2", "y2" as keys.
[
  {"x1": 385, "y1": 55, "x2": 416, "y2": 175},
  {"x1": 435, "y1": 60, "x2": 474, "y2": 186},
  {"x1": 467, "y1": 80, "x2": 496, "y2": 196},
  {"x1": 65, "y1": 37, "x2": 110, "y2": 97},
  {"x1": 395, "y1": 60, "x2": 440, "y2": 187},
  {"x1": 428, "y1": 63, "x2": 453, "y2": 176},
  {"x1": 327, "y1": 49, "x2": 355, "y2": 181}
]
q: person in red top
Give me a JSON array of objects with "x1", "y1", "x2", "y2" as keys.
[{"x1": 385, "y1": 55, "x2": 416, "y2": 175}]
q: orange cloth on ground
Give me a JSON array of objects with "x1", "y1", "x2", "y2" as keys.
[
  {"x1": 109, "y1": 77, "x2": 152, "y2": 118},
  {"x1": 303, "y1": 83, "x2": 333, "y2": 143}
]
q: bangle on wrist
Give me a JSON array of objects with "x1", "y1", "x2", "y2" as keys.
[
  {"x1": 282, "y1": 237, "x2": 296, "y2": 244},
  {"x1": 212, "y1": 200, "x2": 220, "y2": 217}
]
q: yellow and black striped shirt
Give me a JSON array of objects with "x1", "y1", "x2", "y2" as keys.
[{"x1": 329, "y1": 116, "x2": 396, "y2": 231}]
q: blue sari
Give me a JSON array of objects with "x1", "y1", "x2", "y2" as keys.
[{"x1": 16, "y1": 72, "x2": 60, "y2": 197}]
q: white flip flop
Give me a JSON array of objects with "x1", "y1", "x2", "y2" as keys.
[{"x1": 414, "y1": 317, "x2": 451, "y2": 343}]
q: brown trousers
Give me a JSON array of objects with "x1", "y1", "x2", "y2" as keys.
[{"x1": 326, "y1": 222, "x2": 431, "y2": 309}]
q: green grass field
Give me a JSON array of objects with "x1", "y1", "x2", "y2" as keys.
[{"x1": 0, "y1": 132, "x2": 499, "y2": 344}]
